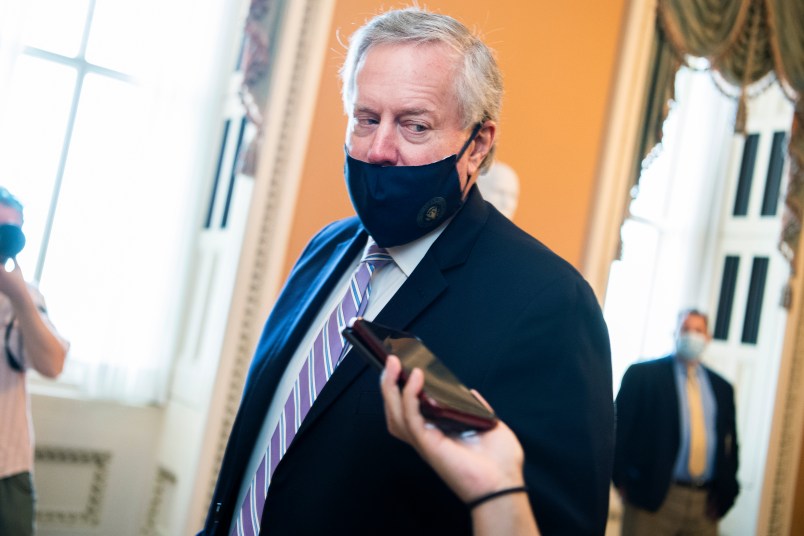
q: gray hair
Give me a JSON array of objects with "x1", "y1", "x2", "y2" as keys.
[
  {"x1": 677, "y1": 308, "x2": 710, "y2": 331},
  {"x1": 339, "y1": 7, "x2": 503, "y2": 173}
]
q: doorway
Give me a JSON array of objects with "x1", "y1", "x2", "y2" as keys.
[{"x1": 603, "y1": 66, "x2": 794, "y2": 534}]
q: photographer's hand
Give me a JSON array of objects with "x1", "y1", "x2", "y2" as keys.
[
  {"x1": 380, "y1": 356, "x2": 539, "y2": 536},
  {"x1": 0, "y1": 261, "x2": 66, "y2": 377},
  {"x1": 0, "y1": 258, "x2": 30, "y2": 304}
]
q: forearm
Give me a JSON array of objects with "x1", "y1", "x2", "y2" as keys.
[
  {"x1": 11, "y1": 292, "x2": 66, "y2": 377},
  {"x1": 471, "y1": 493, "x2": 540, "y2": 536}
]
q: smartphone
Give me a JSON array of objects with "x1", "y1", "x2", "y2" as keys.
[{"x1": 342, "y1": 317, "x2": 498, "y2": 433}]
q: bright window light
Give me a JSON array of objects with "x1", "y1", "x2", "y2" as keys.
[{"x1": 0, "y1": 0, "x2": 236, "y2": 404}]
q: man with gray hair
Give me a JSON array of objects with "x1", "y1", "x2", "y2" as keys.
[{"x1": 202, "y1": 8, "x2": 613, "y2": 535}]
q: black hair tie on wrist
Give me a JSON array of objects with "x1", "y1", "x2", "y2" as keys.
[{"x1": 467, "y1": 485, "x2": 529, "y2": 510}]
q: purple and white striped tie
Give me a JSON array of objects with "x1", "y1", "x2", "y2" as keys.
[{"x1": 230, "y1": 241, "x2": 392, "y2": 536}]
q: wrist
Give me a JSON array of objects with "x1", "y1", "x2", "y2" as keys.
[
  {"x1": 457, "y1": 471, "x2": 524, "y2": 503},
  {"x1": 470, "y1": 490, "x2": 538, "y2": 536},
  {"x1": 466, "y1": 485, "x2": 529, "y2": 510}
]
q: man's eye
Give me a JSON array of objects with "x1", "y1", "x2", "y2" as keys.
[{"x1": 407, "y1": 123, "x2": 427, "y2": 133}]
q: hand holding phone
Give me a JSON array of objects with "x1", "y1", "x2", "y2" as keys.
[
  {"x1": 342, "y1": 317, "x2": 497, "y2": 433},
  {"x1": 381, "y1": 356, "x2": 530, "y2": 504}
]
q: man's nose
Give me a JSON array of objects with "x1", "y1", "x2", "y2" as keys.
[{"x1": 366, "y1": 124, "x2": 398, "y2": 166}]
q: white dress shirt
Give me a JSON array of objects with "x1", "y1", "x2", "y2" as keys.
[{"x1": 231, "y1": 222, "x2": 448, "y2": 530}]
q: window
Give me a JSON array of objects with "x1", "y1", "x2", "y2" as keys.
[
  {"x1": 603, "y1": 67, "x2": 738, "y2": 390},
  {"x1": 0, "y1": 0, "x2": 237, "y2": 403},
  {"x1": 604, "y1": 65, "x2": 794, "y2": 532}
]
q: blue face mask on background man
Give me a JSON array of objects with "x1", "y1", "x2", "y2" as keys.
[
  {"x1": 0, "y1": 224, "x2": 25, "y2": 260},
  {"x1": 344, "y1": 123, "x2": 482, "y2": 248},
  {"x1": 675, "y1": 332, "x2": 707, "y2": 361}
]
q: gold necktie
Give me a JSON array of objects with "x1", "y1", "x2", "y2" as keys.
[{"x1": 687, "y1": 365, "x2": 707, "y2": 477}]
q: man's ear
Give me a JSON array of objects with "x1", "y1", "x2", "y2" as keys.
[{"x1": 467, "y1": 121, "x2": 496, "y2": 176}]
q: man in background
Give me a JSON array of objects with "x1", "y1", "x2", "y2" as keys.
[
  {"x1": 202, "y1": 8, "x2": 613, "y2": 535},
  {"x1": 0, "y1": 187, "x2": 69, "y2": 536},
  {"x1": 614, "y1": 309, "x2": 739, "y2": 535}
]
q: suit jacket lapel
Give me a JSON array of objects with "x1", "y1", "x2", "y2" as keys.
[
  {"x1": 376, "y1": 185, "x2": 488, "y2": 329},
  {"x1": 221, "y1": 223, "x2": 367, "y2": 503},
  {"x1": 291, "y1": 187, "x2": 489, "y2": 441},
  {"x1": 662, "y1": 356, "x2": 683, "y2": 450},
  {"x1": 216, "y1": 220, "x2": 366, "y2": 508},
  {"x1": 243, "y1": 226, "x2": 367, "y2": 401}
]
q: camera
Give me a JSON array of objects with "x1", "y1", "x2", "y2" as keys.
[{"x1": 0, "y1": 224, "x2": 25, "y2": 260}]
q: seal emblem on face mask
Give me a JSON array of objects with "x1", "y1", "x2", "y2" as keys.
[{"x1": 417, "y1": 197, "x2": 447, "y2": 227}]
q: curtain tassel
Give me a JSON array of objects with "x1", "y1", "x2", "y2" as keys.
[{"x1": 734, "y1": 90, "x2": 748, "y2": 134}]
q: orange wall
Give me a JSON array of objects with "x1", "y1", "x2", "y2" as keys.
[
  {"x1": 794, "y1": 409, "x2": 804, "y2": 535},
  {"x1": 284, "y1": 0, "x2": 628, "y2": 275}
]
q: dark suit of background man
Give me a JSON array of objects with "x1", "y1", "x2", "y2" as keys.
[
  {"x1": 614, "y1": 309, "x2": 740, "y2": 536},
  {"x1": 201, "y1": 7, "x2": 613, "y2": 536}
]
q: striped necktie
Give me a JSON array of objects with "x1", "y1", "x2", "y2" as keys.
[
  {"x1": 687, "y1": 365, "x2": 707, "y2": 478},
  {"x1": 230, "y1": 241, "x2": 392, "y2": 536}
]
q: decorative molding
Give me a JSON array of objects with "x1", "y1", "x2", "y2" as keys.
[
  {"x1": 580, "y1": 0, "x2": 657, "y2": 300},
  {"x1": 141, "y1": 467, "x2": 177, "y2": 536},
  {"x1": 764, "y1": 263, "x2": 804, "y2": 535},
  {"x1": 206, "y1": 0, "x2": 302, "y2": 492},
  {"x1": 201, "y1": 0, "x2": 335, "y2": 526},
  {"x1": 34, "y1": 446, "x2": 111, "y2": 527}
]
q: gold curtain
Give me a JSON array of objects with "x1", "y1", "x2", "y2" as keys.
[{"x1": 634, "y1": 0, "x2": 804, "y2": 270}]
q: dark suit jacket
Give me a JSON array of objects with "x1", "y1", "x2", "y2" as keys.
[
  {"x1": 613, "y1": 355, "x2": 739, "y2": 518},
  {"x1": 201, "y1": 188, "x2": 614, "y2": 535}
]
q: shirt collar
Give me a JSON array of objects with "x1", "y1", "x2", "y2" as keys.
[
  {"x1": 367, "y1": 217, "x2": 452, "y2": 277},
  {"x1": 673, "y1": 355, "x2": 703, "y2": 376}
]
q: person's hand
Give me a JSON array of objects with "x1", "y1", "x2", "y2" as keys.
[
  {"x1": 0, "y1": 258, "x2": 29, "y2": 305},
  {"x1": 380, "y1": 355, "x2": 526, "y2": 502},
  {"x1": 0, "y1": 259, "x2": 66, "y2": 377}
]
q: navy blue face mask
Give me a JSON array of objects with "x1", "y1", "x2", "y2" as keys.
[
  {"x1": 345, "y1": 124, "x2": 482, "y2": 248},
  {"x1": 0, "y1": 224, "x2": 25, "y2": 260}
]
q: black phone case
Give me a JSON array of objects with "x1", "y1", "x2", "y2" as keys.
[{"x1": 343, "y1": 318, "x2": 497, "y2": 433}]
